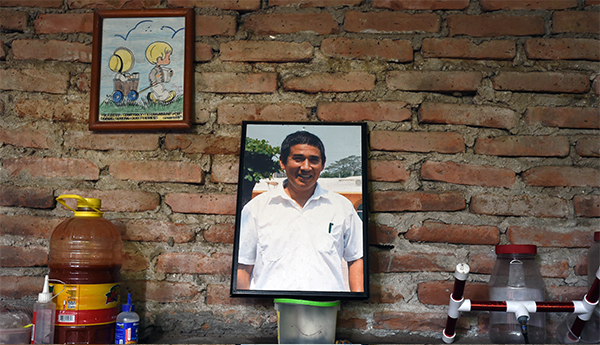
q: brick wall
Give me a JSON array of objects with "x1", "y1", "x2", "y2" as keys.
[{"x1": 0, "y1": 0, "x2": 598, "y2": 342}]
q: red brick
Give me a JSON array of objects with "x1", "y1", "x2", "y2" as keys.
[
  {"x1": 422, "y1": 38, "x2": 516, "y2": 60},
  {"x1": 195, "y1": 42, "x2": 212, "y2": 62},
  {"x1": 34, "y1": 13, "x2": 93, "y2": 34},
  {"x1": 474, "y1": 135, "x2": 570, "y2": 157},
  {"x1": 0, "y1": 40, "x2": 5, "y2": 60},
  {"x1": 0, "y1": 276, "x2": 43, "y2": 299},
  {"x1": 217, "y1": 103, "x2": 308, "y2": 125},
  {"x1": 4, "y1": 157, "x2": 99, "y2": 180},
  {"x1": 594, "y1": 75, "x2": 600, "y2": 95},
  {"x1": 372, "y1": 251, "x2": 458, "y2": 273},
  {"x1": 270, "y1": 0, "x2": 363, "y2": 7},
  {"x1": 373, "y1": 311, "x2": 469, "y2": 332},
  {"x1": 12, "y1": 39, "x2": 92, "y2": 62},
  {"x1": 344, "y1": 11, "x2": 440, "y2": 33},
  {"x1": 110, "y1": 160, "x2": 205, "y2": 184},
  {"x1": 165, "y1": 134, "x2": 240, "y2": 154},
  {"x1": 0, "y1": 10, "x2": 28, "y2": 31},
  {"x1": 67, "y1": 0, "x2": 162, "y2": 9},
  {"x1": 117, "y1": 219, "x2": 195, "y2": 243},
  {"x1": 196, "y1": 14, "x2": 236, "y2": 36},
  {"x1": 64, "y1": 131, "x2": 160, "y2": 151},
  {"x1": 197, "y1": 72, "x2": 277, "y2": 93},
  {"x1": 525, "y1": 38, "x2": 600, "y2": 61},
  {"x1": 0, "y1": 185, "x2": 54, "y2": 208},
  {"x1": 0, "y1": 246, "x2": 48, "y2": 267},
  {"x1": 371, "y1": 191, "x2": 465, "y2": 212},
  {"x1": 211, "y1": 155, "x2": 239, "y2": 184},
  {"x1": 123, "y1": 280, "x2": 200, "y2": 303},
  {"x1": 283, "y1": 72, "x2": 375, "y2": 93},
  {"x1": 493, "y1": 72, "x2": 590, "y2": 93},
  {"x1": 156, "y1": 252, "x2": 231, "y2": 275},
  {"x1": 406, "y1": 221, "x2": 500, "y2": 245},
  {"x1": 75, "y1": 72, "x2": 90, "y2": 92},
  {"x1": 417, "y1": 280, "x2": 489, "y2": 305},
  {"x1": 371, "y1": 131, "x2": 465, "y2": 154},
  {"x1": 14, "y1": 100, "x2": 88, "y2": 122},
  {"x1": 448, "y1": 14, "x2": 544, "y2": 37},
  {"x1": 368, "y1": 283, "x2": 403, "y2": 304},
  {"x1": 167, "y1": 0, "x2": 260, "y2": 10},
  {"x1": 318, "y1": 101, "x2": 411, "y2": 123},
  {"x1": 421, "y1": 161, "x2": 515, "y2": 188},
  {"x1": 122, "y1": 251, "x2": 150, "y2": 273},
  {"x1": 471, "y1": 194, "x2": 569, "y2": 218},
  {"x1": 481, "y1": 0, "x2": 577, "y2": 10},
  {"x1": 368, "y1": 223, "x2": 399, "y2": 246},
  {"x1": 468, "y1": 252, "x2": 496, "y2": 274},
  {"x1": 0, "y1": 215, "x2": 64, "y2": 238},
  {"x1": 574, "y1": 254, "x2": 587, "y2": 276},
  {"x1": 369, "y1": 160, "x2": 410, "y2": 182},
  {"x1": 553, "y1": 11, "x2": 600, "y2": 34},
  {"x1": 525, "y1": 107, "x2": 599, "y2": 129},
  {"x1": 0, "y1": 126, "x2": 54, "y2": 149},
  {"x1": 0, "y1": 69, "x2": 70, "y2": 94},
  {"x1": 577, "y1": 137, "x2": 600, "y2": 157},
  {"x1": 419, "y1": 102, "x2": 516, "y2": 129},
  {"x1": 373, "y1": 0, "x2": 469, "y2": 10},
  {"x1": 321, "y1": 37, "x2": 412, "y2": 61},
  {"x1": 244, "y1": 13, "x2": 338, "y2": 35},
  {"x1": 204, "y1": 223, "x2": 235, "y2": 244},
  {"x1": 165, "y1": 193, "x2": 236, "y2": 215},
  {"x1": 2, "y1": 0, "x2": 62, "y2": 7},
  {"x1": 508, "y1": 226, "x2": 596, "y2": 248},
  {"x1": 221, "y1": 41, "x2": 313, "y2": 62},
  {"x1": 206, "y1": 284, "x2": 271, "y2": 306},
  {"x1": 523, "y1": 166, "x2": 600, "y2": 187},
  {"x1": 540, "y1": 259, "x2": 569, "y2": 278},
  {"x1": 547, "y1": 285, "x2": 588, "y2": 302},
  {"x1": 387, "y1": 71, "x2": 482, "y2": 92},
  {"x1": 586, "y1": 0, "x2": 600, "y2": 5},
  {"x1": 574, "y1": 195, "x2": 600, "y2": 218},
  {"x1": 59, "y1": 189, "x2": 160, "y2": 212}
]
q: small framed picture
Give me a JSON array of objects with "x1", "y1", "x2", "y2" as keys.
[
  {"x1": 89, "y1": 9, "x2": 194, "y2": 131},
  {"x1": 231, "y1": 121, "x2": 369, "y2": 300}
]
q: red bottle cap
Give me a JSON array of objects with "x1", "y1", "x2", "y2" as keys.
[{"x1": 496, "y1": 244, "x2": 537, "y2": 255}]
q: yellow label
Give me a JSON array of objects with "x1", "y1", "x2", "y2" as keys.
[{"x1": 50, "y1": 283, "x2": 120, "y2": 311}]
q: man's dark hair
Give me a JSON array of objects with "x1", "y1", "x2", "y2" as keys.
[{"x1": 280, "y1": 131, "x2": 326, "y2": 164}]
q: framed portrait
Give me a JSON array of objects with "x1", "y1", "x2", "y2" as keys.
[
  {"x1": 89, "y1": 9, "x2": 194, "y2": 131},
  {"x1": 231, "y1": 121, "x2": 369, "y2": 300}
]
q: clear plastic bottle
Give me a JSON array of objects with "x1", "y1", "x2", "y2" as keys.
[
  {"x1": 488, "y1": 244, "x2": 546, "y2": 344},
  {"x1": 49, "y1": 195, "x2": 122, "y2": 344},
  {"x1": 31, "y1": 275, "x2": 56, "y2": 344},
  {"x1": 115, "y1": 293, "x2": 139, "y2": 344}
]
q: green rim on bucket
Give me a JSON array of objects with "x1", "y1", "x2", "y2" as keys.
[{"x1": 273, "y1": 299, "x2": 340, "y2": 307}]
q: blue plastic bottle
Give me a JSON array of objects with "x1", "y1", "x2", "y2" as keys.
[{"x1": 114, "y1": 294, "x2": 139, "y2": 344}]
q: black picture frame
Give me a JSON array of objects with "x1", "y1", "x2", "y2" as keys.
[{"x1": 230, "y1": 121, "x2": 369, "y2": 300}]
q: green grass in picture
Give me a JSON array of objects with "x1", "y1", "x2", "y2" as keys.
[{"x1": 99, "y1": 96, "x2": 184, "y2": 115}]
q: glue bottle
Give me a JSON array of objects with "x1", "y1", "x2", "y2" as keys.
[
  {"x1": 31, "y1": 275, "x2": 56, "y2": 344},
  {"x1": 115, "y1": 293, "x2": 139, "y2": 344}
]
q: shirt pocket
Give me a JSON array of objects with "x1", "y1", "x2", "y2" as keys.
[
  {"x1": 311, "y1": 222, "x2": 340, "y2": 256},
  {"x1": 257, "y1": 226, "x2": 288, "y2": 263}
]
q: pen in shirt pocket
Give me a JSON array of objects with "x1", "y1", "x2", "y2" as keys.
[{"x1": 328, "y1": 222, "x2": 333, "y2": 233}]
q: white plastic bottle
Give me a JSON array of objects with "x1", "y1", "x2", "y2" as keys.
[
  {"x1": 31, "y1": 275, "x2": 56, "y2": 344},
  {"x1": 115, "y1": 293, "x2": 139, "y2": 344}
]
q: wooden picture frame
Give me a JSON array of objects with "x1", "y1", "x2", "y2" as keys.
[
  {"x1": 89, "y1": 9, "x2": 194, "y2": 131},
  {"x1": 230, "y1": 122, "x2": 369, "y2": 300}
]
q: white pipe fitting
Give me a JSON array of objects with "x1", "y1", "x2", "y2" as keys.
[
  {"x1": 506, "y1": 301, "x2": 537, "y2": 321},
  {"x1": 454, "y1": 263, "x2": 470, "y2": 281},
  {"x1": 573, "y1": 295, "x2": 599, "y2": 321}
]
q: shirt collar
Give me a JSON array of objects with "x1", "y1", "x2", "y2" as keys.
[{"x1": 276, "y1": 179, "x2": 327, "y2": 205}]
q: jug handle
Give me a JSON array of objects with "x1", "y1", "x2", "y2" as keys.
[{"x1": 56, "y1": 194, "x2": 103, "y2": 215}]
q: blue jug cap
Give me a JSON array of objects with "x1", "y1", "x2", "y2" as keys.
[{"x1": 122, "y1": 293, "x2": 134, "y2": 312}]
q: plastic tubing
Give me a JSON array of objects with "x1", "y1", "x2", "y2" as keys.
[{"x1": 442, "y1": 263, "x2": 470, "y2": 344}]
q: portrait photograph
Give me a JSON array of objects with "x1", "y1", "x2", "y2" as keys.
[{"x1": 231, "y1": 122, "x2": 369, "y2": 300}]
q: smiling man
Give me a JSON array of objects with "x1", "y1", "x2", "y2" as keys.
[{"x1": 236, "y1": 131, "x2": 364, "y2": 292}]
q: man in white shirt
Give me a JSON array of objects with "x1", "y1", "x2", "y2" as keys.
[{"x1": 236, "y1": 131, "x2": 364, "y2": 292}]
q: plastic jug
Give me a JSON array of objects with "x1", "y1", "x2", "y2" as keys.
[
  {"x1": 488, "y1": 245, "x2": 546, "y2": 343},
  {"x1": 274, "y1": 299, "x2": 340, "y2": 344},
  {"x1": 49, "y1": 195, "x2": 122, "y2": 344}
]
